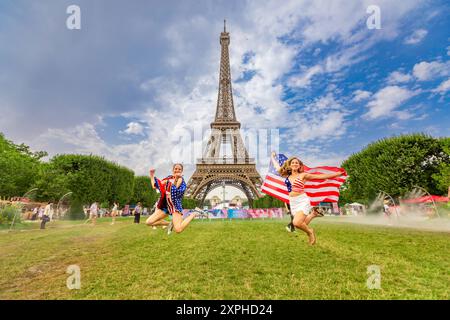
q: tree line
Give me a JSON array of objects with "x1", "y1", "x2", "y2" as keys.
[
  {"x1": 340, "y1": 134, "x2": 449, "y2": 205},
  {"x1": 1, "y1": 132, "x2": 448, "y2": 212},
  {"x1": 0, "y1": 133, "x2": 199, "y2": 219},
  {"x1": 253, "y1": 195, "x2": 285, "y2": 209}
]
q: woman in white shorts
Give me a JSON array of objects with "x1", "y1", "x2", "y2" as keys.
[{"x1": 271, "y1": 152, "x2": 344, "y2": 245}]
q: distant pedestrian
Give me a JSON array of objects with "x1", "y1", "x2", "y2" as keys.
[
  {"x1": 383, "y1": 200, "x2": 391, "y2": 217},
  {"x1": 40, "y1": 203, "x2": 52, "y2": 229},
  {"x1": 85, "y1": 202, "x2": 98, "y2": 226},
  {"x1": 31, "y1": 207, "x2": 38, "y2": 220},
  {"x1": 38, "y1": 206, "x2": 44, "y2": 220},
  {"x1": 134, "y1": 202, "x2": 142, "y2": 224},
  {"x1": 111, "y1": 202, "x2": 119, "y2": 225}
]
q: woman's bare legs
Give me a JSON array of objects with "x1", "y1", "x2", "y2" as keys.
[
  {"x1": 145, "y1": 209, "x2": 169, "y2": 226},
  {"x1": 171, "y1": 211, "x2": 197, "y2": 233},
  {"x1": 305, "y1": 209, "x2": 319, "y2": 225},
  {"x1": 292, "y1": 211, "x2": 316, "y2": 245},
  {"x1": 153, "y1": 220, "x2": 170, "y2": 226}
]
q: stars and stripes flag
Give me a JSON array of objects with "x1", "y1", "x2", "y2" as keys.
[{"x1": 261, "y1": 154, "x2": 348, "y2": 206}]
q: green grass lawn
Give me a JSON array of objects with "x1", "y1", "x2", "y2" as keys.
[{"x1": 0, "y1": 217, "x2": 448, "y2": 300}]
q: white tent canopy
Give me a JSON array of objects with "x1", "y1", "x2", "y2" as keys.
[{"x1": 349, "y1": 202, "x2": 364, "y2": 206}]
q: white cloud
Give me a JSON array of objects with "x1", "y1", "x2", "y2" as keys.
[
  {"x1": 36, "y1": 123, "x2": 111, "y2": 156},
  {"x1": 413, "y1": 61, "x2": 450, "y2": 81},
  {"x1": 404, "y1": 29, "x2": 428, "y2": 44},
  {"x1": 387, "y1": 71, "x2": 413, "y2": 84},
  {"x1": 364, "y1": 86, "x2": 416, "y2": 120},
  {"x1": 35, "y1": 122, "x2": 192, "y2": 178},
  {"x1": 323, "y1": 42, "x2": 372, "y2": 73},
  {"x1": 288, "y1": 40, "x2": 375, "y2": 89},
  {"x1": 432, "y1": 78, "x2": 450, "y2": 94},
  {"x1": 302, "y1": 110, "x2": 347, "y2": 139},
  {"x1": 288, "y1": 65, "x2": 323, "y2": 88},
  {"x1": 266, "y1": 0, "x2": 424, "y2": 89},
  {"x1": 447, "y1": 46, "x2": 450, "y2": 56},
  {"x1": 283, "y1": 93, "x2": 349, "y2": 143},
  {"x1": 305, "y1": 93, "x2": 344, "y2": 112},
  {"x1": 123, "y1": 122, "x2": 145, "y2": 135},
  {"x1": 393, "y1": 110, "x2": 414, "y2": 120},
  {"x1": 352, "y1": 90, "x2": 372, "y2": 102}
]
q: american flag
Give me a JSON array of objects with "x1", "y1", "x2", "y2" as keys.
[{"x1": 261, "y1": 154, "x2": 348, "y2": 206}]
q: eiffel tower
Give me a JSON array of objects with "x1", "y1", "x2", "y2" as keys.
[{"x1": 185, "y1": 21, "x2": 263, "y2": 207}]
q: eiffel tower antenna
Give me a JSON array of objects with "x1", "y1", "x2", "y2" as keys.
[{"x1": 185, "y1": 23, "x2": 262, "y2": 207}]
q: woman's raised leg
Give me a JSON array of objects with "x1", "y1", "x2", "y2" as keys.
[
  {"x1": 171, "y1": 211, "x2": 197, "y2": 234},
  {"x1": 145, "y1": 208, "x2": 168, "y2": 226}
]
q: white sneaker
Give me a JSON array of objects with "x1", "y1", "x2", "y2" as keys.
[
  {"x1": 167, "y1": 221, "x2": 173, "y2": 235},
  {"x1": 285, "y1": 223, "x2": 295, "y2": 233},
  {"x1": 152, "y1": 226, "x2": 157, "y2": 230}
]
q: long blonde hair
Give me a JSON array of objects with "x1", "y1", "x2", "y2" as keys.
[{"x1": 278, "y1": 156, "x2": 304, "y2": 177}]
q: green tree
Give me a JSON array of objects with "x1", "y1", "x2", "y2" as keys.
[
  {"x1": 13, "y1": 143, "x2": 48, "y2": 160},
  {"x1": 182, "y1": 198, "x2": 199, "y2": 209},
  {"x1": 253, "y1": 195, "x2": 284, "y2": 208},
  {"x1": 341, "y1": 134, "x2": 450, "y2": 203},
  {"x1": 432, "y1": 137, "x2": 450, "y2": 194},
  {"x1": 0, "y1": 133, "x2": 43, "y2": 198},
  {"x1": 35, "y1": 154, "x2": 135, "y2": 218},
  {"x1": 131, "y1": 176, "x2": 158, "y2": 208},
  {"x1": 34, "y1": 162, "x2": 70, "y2": 202}
]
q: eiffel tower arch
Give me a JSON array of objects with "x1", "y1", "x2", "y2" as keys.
[{"x1": 185, "y1": 21, "x2": 262, "y2": 207}]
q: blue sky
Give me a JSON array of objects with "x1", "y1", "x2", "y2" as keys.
[{"x1": 0, "y1": 0, "x2": 449, "y2": 184}]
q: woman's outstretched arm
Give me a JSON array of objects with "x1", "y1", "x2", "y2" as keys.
[{"x1": 303, "y1": 171, "x2": 343, "y2": 181}]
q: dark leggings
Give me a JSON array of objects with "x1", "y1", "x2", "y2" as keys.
[{"x1": 40, "y1": 216, "x2": 50, "y2": 229}]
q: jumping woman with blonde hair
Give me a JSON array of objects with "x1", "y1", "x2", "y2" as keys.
[{"x1": 271, "y1": 152, "x2": 345, "y2": 245}]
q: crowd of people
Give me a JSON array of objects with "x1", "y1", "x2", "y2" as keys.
[
  {"x1": 21, "y1": 203, "x2": 55, "y2": 229},
  {"x1": 82, "y1": 201, "x2": 149, "y2": 226},
  {"x1": 7, "y1": 201, "x2": 152, "y2": 229}
]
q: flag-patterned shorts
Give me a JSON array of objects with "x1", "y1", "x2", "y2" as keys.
[{"x1": 156, "y1": 193, "x2": 179, "y2": 216}]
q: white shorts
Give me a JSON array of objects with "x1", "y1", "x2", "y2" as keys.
[{"x1": 289, "y1": 193, "x2": 312, "y2": 216}]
